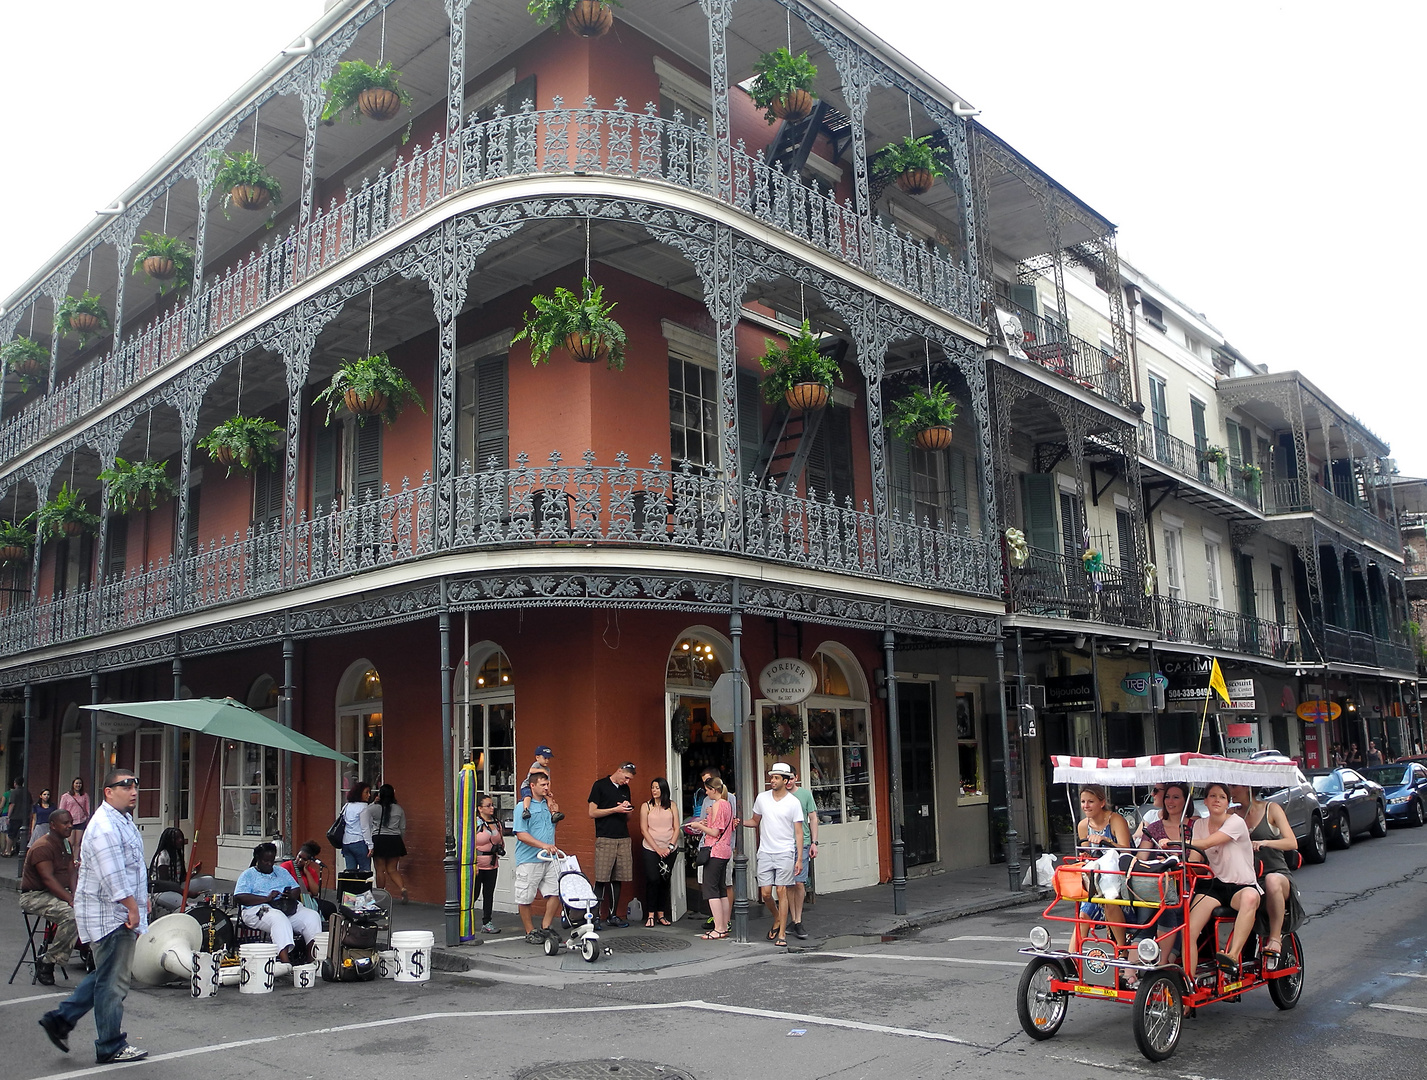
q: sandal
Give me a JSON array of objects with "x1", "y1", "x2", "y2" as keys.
[
  {"x1": 656, "y1": 916, "x2": 672, "y2": 926},
  {"x1": 774, "y1": 936, "x2": 787, "y2": 948},
  {"x1": 1215, "y1": 952, "x2": 1240, "y2": 977},
  {"x1": 1263, "y1": 937, "x2": 1282, "y2": 970},
  {"x1": 767, "y1": 927, "x2": 780, "y2": 941},
  {"x1": 699, "y1": 929, "x2": 729, "y2": 940},
  {"x1": 645, "y1": 916, "x2": 656, "y2": 928}
]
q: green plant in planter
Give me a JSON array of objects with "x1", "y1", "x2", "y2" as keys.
[
  {"x1": 758, "y1": 320, "x2": 841, "y2": 405},
  {"x1": 887, "y1": 383, "x2": 959, "y2": 442},
  {"x1": 208, "y1": 152, "x2": 283, "y2": 220},
  {"x1": 528, "y1": 0, "x2": 621, "y2": 34},
  {"x1": 749, "y1": 47, "x2": 818, "y2": 124},
  {"x1": 130, "y1": 232, "x2": 195, "y2": 295},
  {"x1": 198, "y1": 415, "x2": 283, "y2": 476},
  {"x1": 37, "y1": 483, "x2": 100, "y2": 539},
  {"x1": 1200, "y1": 445, "x2": 1230, "y2": 481},
  {"x1": 321, "y1": 60, "x2": 413, "y2": 141},
  {"x1": 1, "y1": 337, "x2": 49, "y2": 392},
  {"x1": 55, "y1": 292, "x2": 112, "y2": 345},
  {"x1": 313, "y1": 353, "x2": 426, "y2": 428},
  {"x1": 872, "y1": 135, "x2": 950, "y2": 194},
  {"x1": 97, "y1": 458, "x2": 177, "y2": 514},
  {"x1": 0, "y1": 516, "x2": 36, "y2": 561},
  {"x1": 1239, "y1": 462, "x2": 1264, "y2": 491},
  {"x1": 513, "y1": 278, "x2": 627, "y2": 370}
]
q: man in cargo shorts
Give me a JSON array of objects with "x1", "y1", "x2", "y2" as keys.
[
  {"x1": 512, "y1": 771, "x2": 561, "y2": 944},
  {"x1": 587, "y1": 762, "x2": 636, "y2": 927},
  {"x1": 751, "y1": 762, "x2": 803, "y2": 947}
]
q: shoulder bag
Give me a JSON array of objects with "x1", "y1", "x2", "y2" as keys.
[
  {"x1": 695, "y1": 808, "x2": 732, "y2": 866},
  {"x1": 326, "y1": 809, "x2": 347, "y2": 850}
]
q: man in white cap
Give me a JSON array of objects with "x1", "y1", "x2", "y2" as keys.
[{"x1": 751, "y1": 762, "x2": 803, "y2": 948}]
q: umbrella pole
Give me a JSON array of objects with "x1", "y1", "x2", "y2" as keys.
[{"x1": 181, "y1": 737, "x2": 223, "y2": 908}]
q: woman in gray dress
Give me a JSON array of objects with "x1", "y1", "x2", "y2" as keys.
[{"x1": 1229, "y1": 783, "x2": 1304, "y2": 969}]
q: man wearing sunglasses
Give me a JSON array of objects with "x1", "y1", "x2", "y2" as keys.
[{"x1": 38, "y1": 770, "x2": 150, "y2": 1065}]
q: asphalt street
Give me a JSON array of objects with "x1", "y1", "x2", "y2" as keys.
[{"x1": 2, "y1": 825, "x2": 1423, "y2": 1080}]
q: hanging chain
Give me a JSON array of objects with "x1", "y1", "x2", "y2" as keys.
[
  {"x1": 786, "y1": 8, "x2": 792, "y2": 52},
  {"x1": 379, "y1": 5, "x2": 387, "y2": 65},
  {"x1": 367, "y1": 285, "x2": 376, "y2": 358},
  {"x1": 252, "y1": 105, "x2": 260, "y2": 158},
  {"x1": 145, "y1": 410, "x2": 153, "y2": 459},
  {"x1": 908, "y1": 92, "x2": 914, "y2": 141},
  {"x1": 924, "y1": 340, "x2": 932, "y2": 393},
  {"x1": 162, "y1": 189, "x2": 170, "y2": 233},
  {"x1": 86, "y1": 249, "x2": 93, "y2": 291},
  {"x1": 237, "y1": 351, "x2": 244, "y2": 416},
  {"x1": 584, "y1": 215, "x2": 591, "y2": 282}
]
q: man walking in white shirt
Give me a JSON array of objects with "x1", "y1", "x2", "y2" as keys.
[
  {"x1": 38, "y1": 769, "x2": 150, "y2": 1064},
  {"x1": 751, "y1": 762, "x2": 803, "y2": 948}
]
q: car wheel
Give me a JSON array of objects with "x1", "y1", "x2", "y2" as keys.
[
  {"x1": 1303, "y1": 814, "x2": 1328, "y2": 863},
  {"x1": 1410, "y1": 799, "x2": 1426, "y2": 828},
  {"x1": 1370, "y1": 801, "x2": 1388, "y2": 838},
  {"x1": 1333, "y1": 814, "x2": 1352, "y2": 849}
]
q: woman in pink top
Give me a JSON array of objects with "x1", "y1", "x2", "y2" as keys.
[
  {"x1": 639, "y1": 778, "x2": 679, "y2": 927},
  {"x1": 1186, "y1": 782, "x2": 1261, "y2": 979},
  {"x1": 59, "y1": 777, "x2": 91, "y2": 853},
  {"x1": 691, "y1": 778, "x2": 734, "y2": 939}
]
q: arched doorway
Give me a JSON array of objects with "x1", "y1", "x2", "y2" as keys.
[
  {"x1": 754, "y1": 644, "x2": 877, "y2": 892},
  {"x1": 58, "y1": 703, "x2": 82, "y2": 802},
  {"x1": 666, "y1": 627, "x2": 733, "y2": 918},
  {"x1": 336, "y1": 660, "x2": 383, "y2": 805}
]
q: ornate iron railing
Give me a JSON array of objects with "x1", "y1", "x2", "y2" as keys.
[
  {"x1": 1264, "y1": 477, "x2": 1399, "y2": 548},
  {"x1": 1005, "y1": 544, "x2": 1148, "y2": 627},
  {"x1": 0, "y1": 100, "x2": 981, "y2": 467},
  {"x1": 0, "y1": 452, "x2": 996, "y2": 657},
  {"x1": 1151, "y1": 595, "x2": 1290, "y2": 661},
  {"x1": 1000, "y1": 300, "x2": 1129, "y2": 405},
  {"x1": 1136, "y1": 423, "x2": 1263, "y2": 508}
]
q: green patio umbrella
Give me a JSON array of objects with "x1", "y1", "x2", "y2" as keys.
[{"x1": 80, "y1": 697, "x2": 354, "y2": 762}]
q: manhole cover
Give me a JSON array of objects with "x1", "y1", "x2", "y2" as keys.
[
  {"x1": 518, "y1": 1062, "x2": 697, "y2": 1080},
  {"x1": 603, "y1": 933, "x2": 690, "y2": 954},
  {"x1": 794, "y1": 954, "x2": 845, "y2": 963}
]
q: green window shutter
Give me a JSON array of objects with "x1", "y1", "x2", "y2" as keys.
[
  {"x1": 1021, "y1": 474, "x2": 1058, "y2": 554},
  {"x1": 737, "y1": 369, "x2": 763, "y2": 481},
  {"x1": 473, "y1": 356, "x2": 509, "y2": 470},
  {"x1": 1148, "y1": 376, "x2": 1169, "y2": 433},
  {"x1": 1190, "y1": 399, "x2": 1208, "y2": 452},
  {"x1": 1059, "y1": 490, "x2": 1084, "y2": 558},
  {"x1": 77, "y1": 533, "x2": 93, "y2": 593},
  {"x1": 312, "y1": 424, "x2": 339, "y2": 514},
  {"x1": 506, "y1": 75, "x2": 536, "y2": 115},
  {"x1": 888, "y1": 434, "x2": 914, "y2": 518},
  {"x1": 1009, "y1": 283, "x2": 1038, "y2": 316},
  {"x1": 1225, "y1": 419, "x2": 1244, "y2": 467},
  {"x1": 1237, "y1": 553, "x2": 1256, "y2": 617},
  {"x1": 105, "y1": 517, "x2": 128, "y2": 581},
  {"x1": 949, "y1": 447, "x2": 972, "y2": 531},
  {"x1": 352, "y1": 421, "x2": 383, "y2": 503},
  {"x1": 805, "y1": 406, "x2": 854, "y2": 505},
  {"x1": 253, "y1": 467, "x2": 283, "y2": 527},
  {"x1": 184, "y1": 487, "x2": 201, "y2": 556},
  {"x1": 1116, "y1": 508, "x2": 1136, "y2": 572}
]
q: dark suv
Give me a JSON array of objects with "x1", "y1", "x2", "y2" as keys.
[{"x1": 1252, "y1": 752, "x2": 1329, "y2": 863}]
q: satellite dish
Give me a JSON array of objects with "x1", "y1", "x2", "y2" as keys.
[{"x1": 132, "y1": 912, "x2": 203, "y2": 985}]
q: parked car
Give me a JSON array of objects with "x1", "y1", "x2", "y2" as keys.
[
  {"x1": 1253, "y1": 755, "x2": 1329, "y2": 864},
  {"x1": 1360, "y1": 762, "x2": 1427, "y2": 827},
  {"x1": 1305, "y1": 767, "x2": 1388, "y2": 848}
]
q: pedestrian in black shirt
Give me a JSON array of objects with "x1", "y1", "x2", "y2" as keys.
[{"x1": 587, "y1": 762, "x2": 636, "y2": 927}]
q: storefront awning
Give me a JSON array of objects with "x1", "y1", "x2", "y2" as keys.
[{"x1": 81, "y1": 698, "x2": 354, "y2": 763}]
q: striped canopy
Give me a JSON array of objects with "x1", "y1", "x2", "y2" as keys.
[{"x1": 1051, "y1": 752, "x2": 1301, "y2": 788}]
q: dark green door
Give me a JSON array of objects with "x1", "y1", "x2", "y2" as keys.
[{"x1": 898, "y1": 680, "x2": 937, "y2": 866}]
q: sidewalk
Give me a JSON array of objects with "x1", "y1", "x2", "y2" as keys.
[{"x1": 1, "y1": 854, "x2": 1048, "y2": 976}]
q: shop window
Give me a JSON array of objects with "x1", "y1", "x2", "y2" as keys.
[
  {"x1": 667, "y1": 634, "x2": 725, "y2": 690},
  {"x1": 337, "y1": 662, "x2": 384, "y2": 800},
  {"x1": 955, "y1": 689, "x2": 984, "y2": 804},
  {"x1": 456, "y1": 645, "x2": 516, "y2": 817},
  {"x1": 221, "y1": 741, "x2": 278, "y2": 837},
  {"x1": 804, "y1": 705, "x2": 871, "y2": 826}
]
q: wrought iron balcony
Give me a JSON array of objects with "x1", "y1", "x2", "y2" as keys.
[
  {"x1": 1318, "y1": 622, "x2": 1415, "y2": 671},
  {"x1": 1005, "y1": 544, "x2": 1148, "y2": 627},
  {"x1": 0, "y1": 100, "x2": 980, "y2": 468},
  {"x1": 1000, "y1": 300, "x2": 1130, "y2": 406},
  {"x1": 1266, "y1": 478, "x2": 1400, "y2": 549},
  {"x1": 0, "y1": 452, "x2": 996, "y2": 658},
  {"x1": 1136, "y1": 424, "x2": 1264, "y2": 509},
  {"x1": 1150, "y1": 594, "x2": 1291, "y2": 661}
]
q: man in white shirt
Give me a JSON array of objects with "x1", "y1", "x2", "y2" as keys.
[{"x1": 751, "y1": 762, "x2": 803, "y2": 947}]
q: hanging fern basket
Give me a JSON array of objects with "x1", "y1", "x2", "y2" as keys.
[
  {"x1": 343, "y1": 389, "x2": 388, "y2": 417},
  {"x1": 60, "y1": 520, "x2": 86, "y2": 537},
  {"x1": 769, "y1": 89, "x2": 814, "y2": 123},
  {"x1": 358, "y1": 87, "x2": 403, "y2": 121},
  {"x1": 894, "y1": 168, "x2": 936, "y2": 196},
  {"x1": 564, "y1": 331, "x2": 610, "y2": 364},
  {"x1": 0, "y1": 545, "x2": 28, "y2": 562},
  {"x1": 913, "y1": 424, "x2": 954, "y2": 451},
  {"x1": 231, "y1": 184, "x2": 273, "y2": 212},
  {"x1": 10, "y1": 355, "x2": 45, "y2": 378},
  {"x1": 142, "y1": 256, "x2": 176, "y2": 281},
  {"x1": 213, "y1": 446, "x2": 237, "y2": 468},
  {"x1": 566, "y1": 1, "x2": 614, "y2": 37},
  {"x1": 785, "y1": 382, "x2": 830, "y2": 411},
  {"x1": 68, "y1": 312, "x2": 101, "y2": 335}
]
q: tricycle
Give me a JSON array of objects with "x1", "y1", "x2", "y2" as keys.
[{"x1": 1016, "y1": 752, "x2": 1306, "y2": 1061}]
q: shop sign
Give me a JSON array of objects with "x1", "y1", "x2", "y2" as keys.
[
  {"x1": 1296, "y1": 700, "x2": 1340, "y2": 723},
  {"x1": 758, "y1": 658, "x2": 816, "y2": 705},
  {"x1": 1163, "y1": 657, "x2": 1211, "y2": 704},
  {"x1": 1044, "y1": 674, "x2": 1096, "y2": 711},
  {"x1": 1225, "y1": 679, "x2": 1256, "y2": 711},
  {"x1": 1224, "y1": 721, "x2": 1259, "y2": 758},
  {"x1": 95, "y1": 713, "x2": 143, "y2": 736},
  {"x1": 1120, "y1": 672, "x2": 1168, "y2": 696}
]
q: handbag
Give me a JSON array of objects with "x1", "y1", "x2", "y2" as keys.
[
  {"x1": 695, "y1": 807, "x2": 733, "y2": 867},
  {"x1": 326, "y1": 811, "x2": 346, "y2": 850},
  {"x1": 1126, "y1": 854, "x2": 1180, "y2": 905}
]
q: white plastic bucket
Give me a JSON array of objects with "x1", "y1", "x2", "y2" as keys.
[
  {"x1": 377, "y1": 950, "x2": 400, "y2": 979},
  {"x1": 190, "y1": 951, "x2": 220, "y2": 999},
  {"x1": 309, "y1": 932, "x2": 329, "y2": 964},
  {"x1": 391, "y1": 931, "x2": 434, "y2": 984},
  {"x1": 239, "y1": 943, "x2": 280, "y2": 995},
  {"x1": 291, "y1": 963, "x2": 318, "y2": 989},
  {"x1": 218, "y1": 963, "x2": 241, "y2": 987}
]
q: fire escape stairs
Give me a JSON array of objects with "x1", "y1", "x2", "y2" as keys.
[
  {"x1": 765, "y1": 99, "x2": 832, "y2": 175},
  {"x1": 751, "y1": 400, "x2": 826, "y2": 496}
]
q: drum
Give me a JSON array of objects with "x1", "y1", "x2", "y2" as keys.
[{"x1": 185, "y1": 904, "x2": 236, "y2": 956}]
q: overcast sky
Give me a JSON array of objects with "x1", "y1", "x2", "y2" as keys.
[{"x1": 4, "y1": 1, "x2": 1422, "y2": 474}]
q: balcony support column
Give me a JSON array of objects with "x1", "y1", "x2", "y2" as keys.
[
  {"x1": 852, "y1": 319, "x2": 892, "y2": 570},
  {"x1": 1090, "y1": 634, "x2": 1105, "y2": 756},
  {"x1": 281, "y1": 630, "x2": 295, "y2": 854},
  {"x1": 23, "y1": 682, "x2": 32, "y2": 794},
  {"x1": 805, "y1": 17, "x2": 877, "y2": 271},
  {"x1": 172, "y1": 391, "x2": 199, "y2": 610},
  {"x1": 171, "y1": 649, "x2": 184, "y2": 831},
  {"x1": 699, "y1": 0, "x2": 734, "y2": 202},
  {"x1": 883, "y1": 624, "x2": 907, "y2": 915},
  {"x1": 438, "y1": 580, "x2": 460, "y2": 947},
  {"x1": 287, "y1": 34, "x2": 351, "y2": 277},
  {"x1": 995, "y1": 638, "x2": 1021, "y2": 890},
  {"x1": 729, "y1": 586, "x2": 750, "y2": 942},
  {"x1": 444, "y1": 0, "x2": 472, "y2": 195},
  {"x1": 89, "y1": 669, "x2": 100, "y2": 807},
  {"x1": 107, "y1": 208, "x2": 145, "y2": 350}
]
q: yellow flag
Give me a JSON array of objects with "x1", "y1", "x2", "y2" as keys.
[{"x1": 1208, "y1": 658, "x2": 1231, "y2": 705}]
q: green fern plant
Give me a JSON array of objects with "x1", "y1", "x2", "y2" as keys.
[
  {"x1": 513, "y1": 278, "x2": 627, "y2": 370},
  {"x1": 887, "y1": 384, "x2": 959, "y2": 441},
  {"x1": 198, "y1": 415, "x2": 283, "y2": 476},
  {"x1": 757, "y1": 320, "x2": 841, "y2": 403},
  {"x1": 749, "y1": 48, "x2": 818, "y2": 124},
  {"x1": 131, "y1": 233, "x2": 195, "y2": 295},
  {"x1": 55, "y1": 292, "x2": 112, "y2": 345},
  {"x1": 97, "y1": 458, "x2": 177, "y2": 514},
  {"x1": 37, "y1": 483, "x2": 100, "y2": 539},
  {"x1": 313, "y1": 353, "x2": 426, "y2": 427},
  {"x1": 1, "y1": 337, "x2": 49, "y2": 392}
]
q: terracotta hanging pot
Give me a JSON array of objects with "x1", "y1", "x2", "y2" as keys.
[
  {"x1": 68, "y1": 312, "x2": 100, "y2": 335},
  {"x1": 913, "y1": 425, "x2": 954, "y2": 452},
  {"x1": 566, "y1": 0, "x2": 614, "y2": 38},
  {"x1": 143, "y1": 256, "x2": 176, "y2": 281},
  {"x1": 770, "y1": 89, "x2": 814, "y2": 123},
  {"x1": 213, "y1": 446, "x2": 237, "y2": 468},
  {"x1": 11, "y1": 356, "x2": 44, "y2": 377},
  {"x1": 230, "y1": 184, "x2": 272, "y2": 212},
  {"x1": 785, "y1": 382, "x2": 830, "y2": 411},
  {"x1": 894, "y1": 168, "x2": 935, "y2": 196},
  {"x1": 564, "y1": 332, "x2": 608, "y2": 364},
  {"x1": 357, "y1": 87, "x2": 402, "y2": 122},
  {"x1": 60, "y1": 520, "x2": 86, "y2": 537},
  {"x1": 344, "y1": 388, "x2": 388, "y2": 417},
  {"x1": 0, "y1": 545, "x2": 28, "y2": 562}
]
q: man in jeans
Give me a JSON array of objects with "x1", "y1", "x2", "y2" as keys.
[
  {"x1": 38, "y1": 769, "x2": 150, "y2": 1065},
  {"x1": 19, "y1": 808, "x2": 78, "y2": 985}
]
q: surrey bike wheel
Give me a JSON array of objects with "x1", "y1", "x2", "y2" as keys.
[
  {"x1": 1016, "y1": 958, "x2": 1068, "y2": 1040},
  {"x1": 1132, "y1": 971, "x2": 1184, "y2": 1062},
  {"x1": 1268, "y1": 933, "x2": 1304, "y2": 1011}
]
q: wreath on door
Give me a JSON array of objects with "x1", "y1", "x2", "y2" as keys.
[
  {"x1": 763, "y1": 708, "x2": 806, "y2": 756},
  {"x1": 670, "y1": 705, "x2": 692, "y2": 754}
]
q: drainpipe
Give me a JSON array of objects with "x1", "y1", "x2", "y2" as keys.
[
  {"x1": 995, "y1": 639, "x2": 1021, "y2": 890},
  {"x1": 89, "y1": 668, "x2": 100, "y2": 805},
  {"x1": 1125, "y1": 284, "x2": 1143, "y2": 406},
  {"x1": 1090, "y1": 634, "x2": 1105, "y2": 756},
  {"x1": 172, "y1": 650, "x2": 183, "y2": 832}
]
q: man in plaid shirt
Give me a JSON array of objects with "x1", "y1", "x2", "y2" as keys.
[{"x1": 38, "y1": 768, "x2": 150, "y2": 1065}]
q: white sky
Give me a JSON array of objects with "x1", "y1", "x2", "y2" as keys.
[{"x1": 3, "y1": 1, "x2": 1423, "y2": 473}]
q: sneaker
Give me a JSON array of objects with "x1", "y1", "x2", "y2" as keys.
[
  {"x1": 481, "y1": 922, "x2": 502, "y2": 934},
  {"x1": 704, "y1": 917, "x2": 716, "y2": 930},
  {"x1": 99, "y1": 1046, "x2": 149, "y2": 1065},
  {"x1": 606, "y1": 916, "x2": 630, "y2": 928},
  {"x1": 35, "y1": 960, "x2": 56, "y2": 985},
  {"x1": 38, "y1": 1014, "x2": 70, "y2": 1054},
  {"x1": 521, "y1": 808, "x2": 531, "y2": 820},
  {"x1": 525, "y1": 930, "x2": 546, "y2": 944},
  {"x1": 791, "y1": 922, "x2": 808, "y2": 940},
  {"x1": 551, "y1": 812, "x2": 566, "y2": 824}
]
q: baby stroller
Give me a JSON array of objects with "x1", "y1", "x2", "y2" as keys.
[{"x1": 539, "y1": 851, "x2": 609, "y2": 963}]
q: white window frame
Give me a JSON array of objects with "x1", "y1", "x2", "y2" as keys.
[
  {"x1": 1163, "y1": 526, "x2": 1183, "y2": 598},
  {"x1": 220, "y1": 742, "x2": 278, "y2": 840},
  {"x1": 1205, "y1": 540, "x2": 1223, "y2": 608},
  {"x1": 663, "y1": 320, "x2": 721, "y2": 474},
  {"x1": 335, "y1": 660, "x2": 384, "y2": 810}
]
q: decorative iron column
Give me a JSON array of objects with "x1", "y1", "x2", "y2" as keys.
[
  {"x1": 89, "y1": 668, "x2": 100, "y2": 803},
  {"x1": 805, "y1": 20, "x2": 877, "y2": 271},
  {"x1": 995, "y1": 638, "x2": 1021, "y2": 889},
  {"x1": 699, "y1": 0, "x2": 734, "y2": 201},
  {"x1": 729, "y1": 580, "x2": 749, "y2": 941},
  {"x1": 108, "y1": 207, "x2": 145, "y2": 349},
  {"x1": 445, "y1": 0, "x2": 471, "y2": 194},
  {"x1": 439, "y1": 579, "x2": 459, "y2": 946},
  {"x1": 882, "y1": 622, "x2": 906, "y2": 915},
  {"x1": 172, "y1": 649, "x2": 183, "y2": 830},
  {"x1": 282, "y1": 631, "x2": 295, "y2": 851},
  {"x1": 23, "y1": 682, "x2": 32, "y2": 797}
]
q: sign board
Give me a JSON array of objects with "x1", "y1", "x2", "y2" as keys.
[
  {"x1": 1224, "y1": 721, "x2": 1259, "y2": 759},
  {"x1": 1162, "y1": 657, "x2": 1211, "y2": 705},
  {"x1": 1120, "y1": 672, "x2": 1168, "y2": 697},
  {"x1": 1225, "y1": 679, "x2": 1256, "y2": 712},
  {"x1": 1019, "y1": 703, "x2": 1037, "y2": 738},
  {"x1": 1304, "y1": 726, "x2": 1321, "y2": 769},
  {"x1": 1296, "y1": 700, "x2": 1341, "y2": 723},
  {"x1": 1044, "y1": 674, "x2": 1096, "y2": 711},
  {"x1": 758, "y1": 658, "x2": 816, "y2": 705},
  {"x1": 95, "y1": 713, "x2": 144, "y2": 736},
  {"x1": 710, "y1": 672, "x2": 752, "y2": 728}
]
